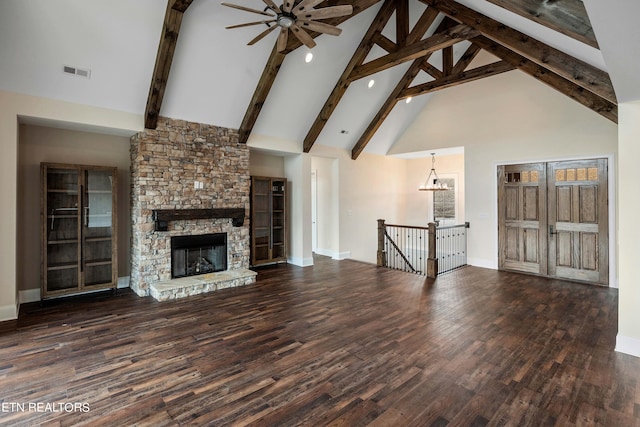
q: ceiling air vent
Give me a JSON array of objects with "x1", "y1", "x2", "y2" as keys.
[{"x1": 63, "y1": 65, "x2": 91, "y2": 79}]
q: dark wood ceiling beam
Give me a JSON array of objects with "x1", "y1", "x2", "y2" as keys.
[
  {"x1": 420, "y1": 0, "x2": 617, "y2": 104},
  {"x1": 351, "y1": 18, "x2": 456, "y2": 159},
  {"x1": 407, "y1": 7, "x2": 440, "y2": 44},
  {"x1": 302, "y1": 0, "x2": 397, "y2": 152},
  {"x1": 400, "y1": 60, "x2": 515, "y2": 98},
  {"x1": 238, "y1": 0, "x2": 382, "y2": 143},
  {"x1": 473, "y1": 36, "x2": 617, "y2": 122},
  {"x1": 351, "y1": 58, "x2": 428, "y2": 160},
  {"x1": 442, "y1": 45, "x2": 453, "y2": 75},
  {"x1": 451, "y1": 42, "x2": 481, "y2": 74},
  {"x1": 348, "y1": 24, "x2": 479, "y2": 82},
  {"x1": 396, "y1": 0, "x2": 410, "y2": 46},
  {"x1": 372, "y1": 33, "x2": 397, "y2": 53},
  {"x1": 171, "y1": 0, "x2": 193, "y2": 12},
  {"x1": 422, "y1": 63, "x2": 443, "y2": 80},
  {"x1": 484, "y1": 0, "x2": 598, "y2": 48},
  {"x1": 238, "y1": 48, "x2": 286, "y2": 143},
  {"x1": 144, "y1": 0, "x2": 194, "y2": 129}
]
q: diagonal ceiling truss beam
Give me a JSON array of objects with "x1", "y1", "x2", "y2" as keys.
[
  {"x1": 351, "y1": 18, "x2": 492, "y2": 159},
  {"x1": 351, "y1": 39, "x2": 515, "y2": 159},
  {"x1": 303, "y1": 2, "x2": 444, "y2": 153},
  {"x1": 420, "y1": 0, "x2": 616, "y2": 104},
  {"x1": 144, "y1": 0, "x2": 195, "y2": 129},
  {"x1": 301, "y1": 0, "x2": 398, "y2": 152},
  {"x1": 238, "y1": 0, "x2": 382, "y2": 143},
  {"x1": 473, "y1": 36, "x2": 617, "y2": 123},
  {"x1": 347, "y1": 23, "x2": 479, "y2": 82}
]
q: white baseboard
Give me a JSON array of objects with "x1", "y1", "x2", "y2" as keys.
[
  {"x1": 616, "y1": 334, "x2": 640, "y2": 358},
  {"x1": 313, "y1": 248, "x2": 333, "y2": 258},
  {"x1": 118, "y1": 276, "x2": 130, "y2": 289},
  {"x1": 288, "y1": 256, "x2": 314, "y2": 267},
  {"x1": 313, "y1": 248, "x2": 351, "y2": 261},
  {"x1": 466, "y1": 257, "x2": 497, "y2": 270},
  {"x1": 0, "y1": 304, "x2": 18, "y2": 322},
  {"x1": 19, "y1": 288, "x2": 41, "y2": 304}
]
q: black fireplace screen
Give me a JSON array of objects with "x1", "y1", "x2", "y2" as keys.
[{"x1": 171, "y1": 233, "x2": 227, "y2": 278}]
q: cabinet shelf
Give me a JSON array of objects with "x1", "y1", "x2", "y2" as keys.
[
  {"x1": 48, "y1": 239, "x2": 77, "y2": 245},
  {"x1": 47, "y1": 262, "x2": 79, "y2": 271},
  {"x1": 86, "y1": 259, "x2": 113, "y2": 267},
  {"x1": 85, "y1": 237, "x2": 112, "y2": 243},
  {"x1": 48, "y1": 189, "x2": 78, "y2": 194}
]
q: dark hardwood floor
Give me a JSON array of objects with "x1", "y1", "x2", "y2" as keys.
[{"x1": 1, "y1": 256, "x2": 638, "y2": 426}]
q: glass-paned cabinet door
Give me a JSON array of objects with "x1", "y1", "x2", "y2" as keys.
[
  {"x1": 42, "y1": 163, "x2": 118, "y2": 299},
  {"x1": 43, "y1": 166, "x2": 81, "y2": 292},
  {"x1": 83, "y1": 168, "x2": 116, "y2": 287}
]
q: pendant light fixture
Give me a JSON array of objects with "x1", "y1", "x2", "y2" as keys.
[{"x1": 418, "y1": 153, "x2": 449, "y2": 191}]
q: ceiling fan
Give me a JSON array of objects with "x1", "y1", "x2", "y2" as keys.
[{"x1": 222, "y1": 0, "x2": 353, "y2": 52}]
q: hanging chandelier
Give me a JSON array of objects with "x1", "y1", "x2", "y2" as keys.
[{"x1": 418, "y1": 153, "x2": 449, "y2": 191}]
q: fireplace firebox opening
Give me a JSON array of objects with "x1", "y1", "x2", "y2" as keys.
[{"x1": 171, "y1": 233, "x2": 227, "y2": 278}]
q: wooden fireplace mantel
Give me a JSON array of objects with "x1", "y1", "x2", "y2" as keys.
[{"x1": 152, "y1": 208, "x2": 245, "y2": 231}]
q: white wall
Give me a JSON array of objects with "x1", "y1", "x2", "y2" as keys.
[
  {"x1": 18, "y1": 125, "x2": 131, "y2": 299},
  {"x1": 311, "y1": 156, "x2": 340, "y2": 258},
  {"x1": 616, "y1": 100, "x2": 640, "y2": 356},
  {"x1": 0, "y1": 90, "x2": 142, "y2": 320},
  {"x1": 403, "y1": 154, "x2": 465, "y2": 227},
  {"x1": 393, "y1": 68, "x2": 617, "y2": 270},
  {"x1": 249, "y1": 150, "x2": 285, "y2": 178}
]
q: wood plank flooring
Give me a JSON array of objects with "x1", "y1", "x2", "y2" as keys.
[{"x1": 1, "y1": 256, "x2": 638, "y2": 426}]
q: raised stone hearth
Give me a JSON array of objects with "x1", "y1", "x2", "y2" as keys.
[
  {"x1": 150, "y1": 268, "x2": 257, "y2": 302},
  {"x1": 129, "y1": 117, "x2": 254, "y2": 300}
]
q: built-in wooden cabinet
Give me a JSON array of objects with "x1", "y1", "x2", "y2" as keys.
[
  {"x1": 250, "y1": 176, "x2": 286, "y2": 266},
  {"x1": 41, "y1": 163, "x2": 118, "y2": 299}
]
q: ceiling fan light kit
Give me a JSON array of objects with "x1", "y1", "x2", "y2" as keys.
[{"x1": 222, "y1": 0, "x2": 353, "y2": 52}]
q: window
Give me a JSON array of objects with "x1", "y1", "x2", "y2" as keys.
[{"x1": 433, "y1": 177, "x2": 456, "y2": 221}]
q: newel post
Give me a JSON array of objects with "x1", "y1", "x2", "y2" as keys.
[
  {"x1": 427, "y1": 222, "x2": 438, "y2": 278},
  {"x1": 377, "y1": 219, "x2": 386, "y2": 267}
]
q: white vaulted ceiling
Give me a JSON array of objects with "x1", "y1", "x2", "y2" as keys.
[{"x1": 0, "y1": 0, "x2": 633, "y2": 156}]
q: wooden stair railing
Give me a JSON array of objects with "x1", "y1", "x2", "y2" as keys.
[{"x1": 377, "y1": 219, "x2": 468, "y2": 278}]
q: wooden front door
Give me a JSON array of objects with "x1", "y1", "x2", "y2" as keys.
[
  {"x1": 547, "y1": 159, "x2": 608, "y2": 284},
  {"x1": 498, "y1": 159, "x2": 608, "y2": 285},
  {"x1": 498, "y1": 163, "x2": 547, "y2": 275}
]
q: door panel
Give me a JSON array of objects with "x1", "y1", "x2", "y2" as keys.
[
  {"x1": 498, "y1": 163, "x2": 547, "y2": 275},
  {"x1": 548, "y1": 159, "x2": 608, "y2": 284},
  {"x1": 498, "y1": 158, "x2": 608, "y2": 286}
]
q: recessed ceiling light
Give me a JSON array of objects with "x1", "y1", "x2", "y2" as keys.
[
  {"x1": 368, "y1": 79, "x2": 375, "y2": 88},
  {"x1": 406, "y1": 97, "x2": 412, "y2": 104},
  {"x1": 305, "y1": 52, "x2": 313, "y2": 63}
]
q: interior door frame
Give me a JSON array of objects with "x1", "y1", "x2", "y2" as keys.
[{"x1": 494, "y1": 154, "x2": 617, "y2": 288}]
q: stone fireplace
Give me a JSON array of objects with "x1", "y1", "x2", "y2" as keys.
[{"x1": 129, "y1": 117, "x2": 256, "y2": 301}]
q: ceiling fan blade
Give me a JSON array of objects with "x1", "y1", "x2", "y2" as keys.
[
  {"x1": 277, "y1": 27, "x2": 288, "y2": 52},
  {"x1": 297, "y1": 20, "x2": 342, "y2": 36},
  {"x1": 221, "y1": 2, "x2": 275, "y2": 17},
  {"x1": 300, "y1": 5, "x2": 353, "y2": 20},
  {"x1": 226, "y1": 20, "x2": 276, "y2": 29},
  {"x1": 281, "y1": 0, "x2": 294, "y2": 13},
  {"x1": 261, "y1": 0, "x2": 281, "y2": 14},
  {"x1": 290, "y1": 23, "x2": 317, "y2": 49},
  {"x1": 248, "y1": 24, "x2": 278, "y2": 45},
  {"x1": 292, "y1": 0, "x2": 325, "y2": 14}
]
